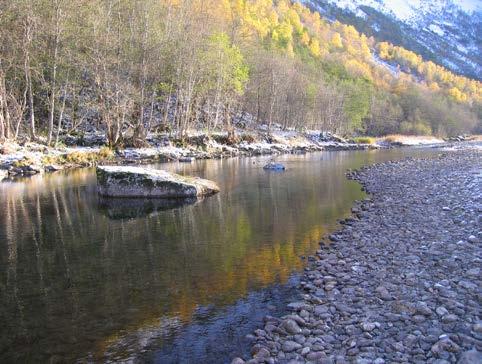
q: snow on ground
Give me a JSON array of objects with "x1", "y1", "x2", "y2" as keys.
[
  {"x1": 372, "y1": 54, "x2": 400, "y2": 77},
  {"x1": 379, "y1": 135, "x2": 445, "y2": 146},
  {"x1": 428, "y1": 23, "x2": 444, "y2": 36},
  {"x1": 327, "y1": 0, "x2": 481, "y2": 22},
  {"x1": 0, "y1": 142, "x2": 102, "y2": 167}
]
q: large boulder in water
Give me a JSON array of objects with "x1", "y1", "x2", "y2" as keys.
[{"x1": 96, "y1": 166, "x2": 220, "y2": 198}]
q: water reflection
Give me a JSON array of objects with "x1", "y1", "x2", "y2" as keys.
[
  {"x1": 0, "y1": 150, "x2": 430, "y2": 362},
  {"x1": 98, "y1": 197, "x2": 200, "y2": 220}
]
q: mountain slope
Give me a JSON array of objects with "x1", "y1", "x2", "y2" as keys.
[{"x1": 303, "y1": 0, "x2": 482, "y2": 80}]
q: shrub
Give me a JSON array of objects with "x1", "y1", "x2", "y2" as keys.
[
  {"x1": 239, "y1": 133, "x2": 256, "y2": 143},
  {"x1": 98, "y1": 146, "x2": 115, "y2": 160},
  {"x1": 13, "y1": 157, "x2": 37, "y2": 168},
  {"x1": 400, "y1": 121, "x2": 432, "y2": 136},
  {"x1": 351, "y1": 136, "x2": 375, "y2": 144},
  {"x1": 212, "y1": 134, "x2": 240, "y2": 145},
  {"x1": 383, "y1": 135, "x2": 402, "y2": 143},
  {"x1": 42, "y1": 147, "x2": 114, "y2": 167}
]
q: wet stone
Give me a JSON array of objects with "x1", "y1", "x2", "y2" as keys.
[
  {"x1": 282, "y1": 341, "x2": 302, "y2": 352},
  {"x1": 239, "y1": 151, "x2": 482, "y2": 364},
  {"x1": 281, "y1": 319, "x2": 302, "y2": 335}
]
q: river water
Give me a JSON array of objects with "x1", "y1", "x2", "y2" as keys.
[{"x1": 0, "y1": 148, "x2": 436, "y2": 363}]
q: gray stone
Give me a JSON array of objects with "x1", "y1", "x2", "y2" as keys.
[
  {"x1": 231, "y1": 358, "x2": 245, "y2": 364},
  {"x1": 361, "y1": 322, "x2": 376, "y2": 332},
  {"x1": 306, "y1": 351, "x2": 329, "y2": 361},
  {"x1": 301, "y1": 347, "x2": 310, "y2": 356},
  {"x1": 415, "y1": 302, "x2": 433, "y2": 316},
  {"x1": 441, "y1": 314, "x2": 458, "y2": 324},
  {"x1": 179, "y1": 157, "x2": 195, "y2": 162},
  {"x1": 473, "y1": 322, "x2": 482, "y2": 334},
  {"x1": 458, "y1": 280, "x2": 477, "y2": 290},
  {"x1": 467, "y1": 235, "x2": 479, "y2": 243},
  {"x1": 96, "y1": 166, "x2": 220, "y2": 198},
  {"x1": 375, "y1": 286, "x2": 392, "y2": 300},
  {"x1": 436, "y1": 307, "x2": 449, "y2": 316},
  {"x1": 282, "y1": 341, "x2": 302, "y2": 352},
  {"x1": 466, "y1": 268, "x2": 480, "y2": 276},
  {"x1": 44, "y1": 164, "x2": 63, "y2": 172},
  {"x1": 263, "y1": 162, "x2": 286, "y2": 171},
  {"x1": 412, "y1": 315, "x2": 426, "y2": 323},
  {"x1": 281, "y1": 319, "x2": 302, "y2": 335},
  {"x1": 287, "y1": 302, "x2": 307, "y2": 311},
  {"x1": 253, "y1": 348, "x2": 270, "y2": 359},
  {"x1": 431, "y1": 338, "x2": 460, "y2": 356},
  {"x1": 457, "y1": 349, "x2": 482, "y2": 364}
]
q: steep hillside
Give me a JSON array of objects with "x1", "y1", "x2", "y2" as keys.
[
  {"x1": 304, "y1": 0, "x2": 482, "y2": 80},
  {"x1": 0, "y1": 0, "x2": 481, "y2": 146}
]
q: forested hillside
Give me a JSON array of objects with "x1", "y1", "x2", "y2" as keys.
[
  {"x1": 1, "y1": 0, "x2": 481, "y2": 147},
  {"x1": 304, "y1": 0, "x2": 482, "y2": 81}
]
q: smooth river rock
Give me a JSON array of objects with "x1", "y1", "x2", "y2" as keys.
[
  {"x1": 263, "y1": 162, "x2": 286, "y2": 171},
  {"x1": 96, "y1": 166, "x2": 220, "y2": 198}
]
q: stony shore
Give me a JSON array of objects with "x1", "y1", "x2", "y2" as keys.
[
  {"x1": 233, "y1": 150, "x2": 481, "y2": 364},
  {"x1": 0, "y1": 131, "x2": 380, "y2": 178},
  {"x1": 3, "y1": 130, "x2": 455, "y2": 178}
]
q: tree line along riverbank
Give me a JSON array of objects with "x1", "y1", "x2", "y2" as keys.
[
  {"x1": 1, "y1": 127, "x2": 479, "y2": 179},
  {"x1": 1, "y1": 0, "x2": 481, "y2": 149}
]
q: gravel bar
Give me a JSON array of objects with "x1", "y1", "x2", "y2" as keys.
[{"x1": 232, "y1": 150, "x2": 482, "y2": 364}]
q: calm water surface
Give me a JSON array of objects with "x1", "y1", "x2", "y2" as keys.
[{"x1": 0, "y1": 149, "x2": 435, "y2": 363}]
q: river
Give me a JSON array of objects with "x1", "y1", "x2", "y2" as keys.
[{"x1": 0, "y1": 148, "x2": 437, "y2": 363}]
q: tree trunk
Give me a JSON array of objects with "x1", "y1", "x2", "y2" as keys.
[
  {"x1": 55, "y1": 81, "x2": 68, "y2": 146},
  {"x1": 47, "y1": 4, "x2": 62, "y2": 146}
]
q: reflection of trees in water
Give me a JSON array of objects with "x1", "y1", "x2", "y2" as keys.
[
  {"x1": 98, "y1": 196, "x2": 199, "y2": 219},
  {"x1": 0, "y1": 154, "x2": 369, "y2": 362}
]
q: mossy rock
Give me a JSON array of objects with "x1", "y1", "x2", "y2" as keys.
[{"x1": 96, "y1": 166, "x2": 220, "y2": 198}]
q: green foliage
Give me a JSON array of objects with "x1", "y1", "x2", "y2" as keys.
[
  {"x1": 400, "y1": 121, "x2": 432, "y2": 136},
  {"x1": 341, "y1": 79, "x2": 372, "y2": 133},
  {"x1": 0, "y1": 0, "x2": 479, "y2": 144},
  {"x1": 351, "y1": 136, "x2": 375, "y2": 144},
  {"x1": 202, "y1": 32, "x2": 249, "y2": 95},
  {"x1": 12, "y1": 157, "x2": 37, "y2": 168}
]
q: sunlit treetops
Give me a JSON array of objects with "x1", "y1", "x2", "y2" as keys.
[
  {"x1": 219, "y1": 0, "x2": 481, "y2": 104},
  {"x1": 1, "y1": 0, "x2": 480, "y2": 145},
  {"x1": 377, "y1": 42, "x2": 482, "y2": 103}
]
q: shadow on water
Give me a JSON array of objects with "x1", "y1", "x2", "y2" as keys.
[
  {"x1": 98, "y1": 196, "x2": 200, "y2": 220},
  {"x1": 0, "y1": 149, "x2": 438, "y2": 363}
]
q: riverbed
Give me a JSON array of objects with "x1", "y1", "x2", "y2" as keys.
[
  {"x1": 0, "y1": 148, "x2": 443, "y2": 363},
  {"x1": 239, "y1": 149, "x2": 481, "y2": 364}
]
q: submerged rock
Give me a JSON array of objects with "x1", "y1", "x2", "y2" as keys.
[
  {"x1": 96, "y1": 166, "x2": 220, "y2": 198},
  {"x1": 179, "y1": 157, "x2": 195, "y2": 163},
  {"x1": 0, "y1": 169, "x2": 7, "y2": 180},
  {"x1": 44, "y1": 164, "x2": 63, "y2": 172},
  {"x1": 8, "y1": 158, "x2": 43, "y2": 176},
  {"x1": 263, "y1": 162, "x2": 286, "y2": 171}
]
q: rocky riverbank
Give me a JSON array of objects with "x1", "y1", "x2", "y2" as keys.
[
  {"x1": 1, "y1": 130, "x2": 477, "y2": 179},
  {"x1": 0, "y1": 130, "x2": 379, "y2": 178},
  {"x1": 233, "y1": 150, "x2": 481, "y2": 364}
]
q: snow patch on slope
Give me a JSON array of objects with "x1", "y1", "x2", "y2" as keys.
[{"x1": 328, "y1": 0, "x2": 481, "y2": 22}]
